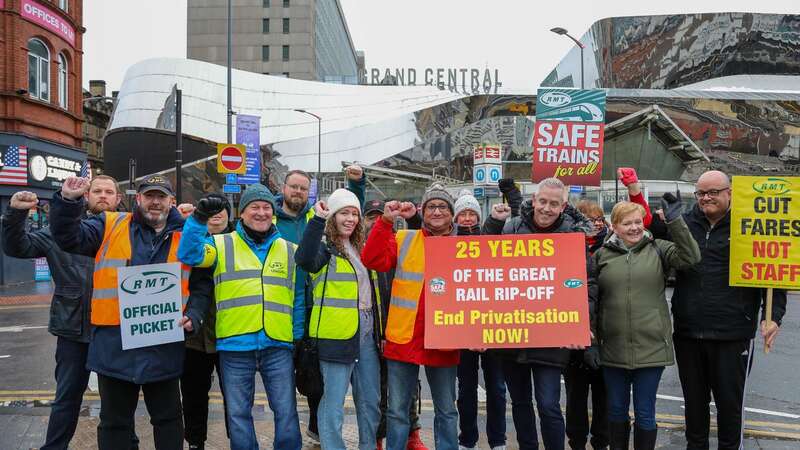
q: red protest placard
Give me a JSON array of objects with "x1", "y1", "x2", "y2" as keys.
[
  {"x1": 532, "y1": 120, "x2": 604, "y2": 186},
  {"x1": 424, "y1": 233, "x2": 591, "y2": 349}
]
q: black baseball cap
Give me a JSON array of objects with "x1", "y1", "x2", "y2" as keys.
[
  {"x1": 364, "y1": 199, "x2": 385, "y2": 215},
  {"x1": 137, "y1": 175, "x2": 174, "y2": 196}
]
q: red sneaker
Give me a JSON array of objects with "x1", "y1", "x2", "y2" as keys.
[
  {"x1": 376, "y1": 438, "x2": 384, "y2": 450},
  {"x1": 406, "y1": 429, "x2": 429, "y2": 450}
]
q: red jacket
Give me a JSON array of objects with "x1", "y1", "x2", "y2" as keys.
[
  {"x1": 361, "y1": 217, "x2": 460, "y2": 367},
  {"x1": 629, "y1": 191, "x2": 652, "y2": 228}
]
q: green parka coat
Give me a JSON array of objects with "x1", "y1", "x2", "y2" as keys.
[{"x1": 593, "y1": 217, "x2": 700, "y2": 369}]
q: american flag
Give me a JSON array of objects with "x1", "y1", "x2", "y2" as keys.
[
  {"x1": 80, "y1": 160, "x2": 92, "y2": 179},
  {"x1": 0, "y1": 145, "x2": 28, "y2": 185}
]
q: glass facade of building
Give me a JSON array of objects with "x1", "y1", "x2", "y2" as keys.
[{"x1": 314, "y1": 0, "x2": 358, "y2": 84}]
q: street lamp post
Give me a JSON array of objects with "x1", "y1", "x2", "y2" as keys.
[
  {"x1": 550, "y1": 27, "x2": 586, "y2": 89},
  {"x1": 294, "y1": 109, "x2": 322, "y2": 194}
]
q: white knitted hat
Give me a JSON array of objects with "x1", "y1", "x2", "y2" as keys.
[
  {"x1": 454, "y1": 189, "x2": 481, "y2": 221},
  {"x1": 326, "y1": 188, "x2": 361, "y2": 217}
]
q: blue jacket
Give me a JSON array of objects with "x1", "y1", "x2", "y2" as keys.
[
  {"x1": 177, "y1": 216, "x2": 305, "y2": 351},
  {"x1": 49, "y1": 193, "x2": 213, "y2": 384}
]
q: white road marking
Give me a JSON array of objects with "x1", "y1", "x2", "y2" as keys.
[
  {"x1": 0, "y1": 325, "x2": 47, "y2": 333},
  {"x1": 0, "y1": 355, "x2": 10, "y2": 359},
  {"x1": 561, "y1": 375, "x2": 799, "y2": 419}
]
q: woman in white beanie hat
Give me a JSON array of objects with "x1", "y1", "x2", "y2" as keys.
[
  {"x1": 295, "y1": 188, "x2": 383, "y2": 450},
  {"x1": 453, "y1": 189, "x2": 508, "y2": 450}
]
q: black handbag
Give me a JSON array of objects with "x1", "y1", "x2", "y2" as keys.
[{"x1": 294, "y1": 269, "x2": 327, "y2": 398}]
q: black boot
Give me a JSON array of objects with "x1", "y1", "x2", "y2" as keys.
[
  {"x1": 608, "y1": 421, "x2": 630, "y2": 450},
  {"x1": 633, "y1": 425, "x2": 657, "y2": 450}
]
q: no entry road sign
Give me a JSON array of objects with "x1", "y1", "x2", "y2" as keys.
[{"x1": 217, "y1": 144, "x2": 247, "y2": 174}]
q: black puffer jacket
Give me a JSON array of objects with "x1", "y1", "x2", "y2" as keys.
[
  {"x1": 483, "y1": 200, "x2": 597, "y2": 368},
  {"x1": 670, "y1": 206, "x2": 787, "y2": 340},
  {"x1": 2, "y1": 208, "x2": 92, "y2": 342}
]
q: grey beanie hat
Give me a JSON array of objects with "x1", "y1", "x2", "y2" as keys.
[
  {"x1": 454, "y1": 189, "x2": 481, "y2": 221},
  {"x1": 239, "y1": 183, "x2": 276, "y2": 211},
  {"x1": 421, "y1": 183, "x2": 454, "y2": 213}
]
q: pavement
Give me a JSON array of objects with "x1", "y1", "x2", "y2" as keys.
[{"x1": 1, "y1": 282, "x2": 799, "y2": 449}]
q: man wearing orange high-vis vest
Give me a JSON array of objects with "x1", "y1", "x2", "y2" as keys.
[
  {"x1": 50, "y1": 175, "x2": 213, "y2": 450},
  {"x1": 362, "y1": 183, "x2": 461, "y2": 450}
]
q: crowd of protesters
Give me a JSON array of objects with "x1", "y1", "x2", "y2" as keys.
[{"x1": 1, "y1": 163, "x2": 787, "y2": 450}]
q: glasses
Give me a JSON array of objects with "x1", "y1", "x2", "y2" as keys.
[
  {"x1": 425, "y1": 204, "x2": 449, "y2": 213},
  {"x1": 588, "y1": 216, "x2": 605, "y2": 224},
  {"x1": 694, "y1": 188, "x2": 729, "y2": 199},
  {"x1": 285, "y1": 184, "x2": 309, "y2": 192}
]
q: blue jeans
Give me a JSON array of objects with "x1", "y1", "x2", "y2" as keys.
[
  {"x1": 387, "y1": 360, "x2": 458, "y2": 450},
  {"x1": 502, "y1": 359, "x2": 564, "y2": 450},
  {"x1": 219, "y1": 347, "x2": 301, "y2": 450},
  {"x1": 457, "y1": 350, "x2": 506, "y2": 448},
  {"x1": 603, "y1": 366, "x2": 664, "y2": 431},
  {"x1": 319, "y1": 333, "x2": 381, "y2": 450},
  {"x1": 42, "y1": 337, "x2": 91, "y2": 450}
]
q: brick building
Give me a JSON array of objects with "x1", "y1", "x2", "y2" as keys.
[{"x1": 0, "y1": 0, "x2": 86, "y2": 284}]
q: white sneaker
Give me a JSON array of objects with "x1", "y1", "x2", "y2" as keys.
[
  {"x1": 491, "y1": 446, "x2": 507, "y2": 450},
  {"x1": 459, "y1": 446, "x2": 475, "y2": 450}
]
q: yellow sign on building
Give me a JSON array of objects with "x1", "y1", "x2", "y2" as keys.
[{"x1": 729, "y1": 176, "x2": 800, "y2": 289}]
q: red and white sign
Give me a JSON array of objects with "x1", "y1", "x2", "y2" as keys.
[
  {"x1": 217, "y1": 143, "x2": 247, "y2": 174},
  {"x1": 532, "y1": 120, "x2": 604, "y2": 186},
  {"x1": 21, "y1": 0, "x2": 75, "y2": 47},
  {"x1": 473, "y1": 144, "x2": 502, "y2": 165}
]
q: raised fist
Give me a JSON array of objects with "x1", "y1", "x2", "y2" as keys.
[
  {"x1": 498, "y1": 178, "x2": 516, "y2": 194},
  {"x1": 617, "y1": 167, "x2": 639, "y2": 187},
  {"x1": 177, "y1": 203, "x2": 196, "y2": 219},
  {"x1": 10, "y1": 191, "x2": 39, "y2": 210},
  {"x1": 383, "y1": 200, "x2": 402, "y2": 222},
  {"x1": 193, "y1": 196, "x2": 227, "y2": 224},
  {"x1": 344, "y1": 165, "x2": 363, "y2": 181},
  {"x1": 399, "y1": 201, "x2": 417, "y2": 220},
  {"x1": 491, "y1": 203, "x2": 511, "y2": 221},
  {"x1": 61, "y1": 176, "x2": 90, "y2": 200},
  {"x1": 313, "y1": 200, "x2": 330, "y2": 219}
]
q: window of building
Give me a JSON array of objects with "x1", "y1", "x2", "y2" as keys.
[
  {"x1": 58, "y1": 53, "x2": 68, "y2": 108},
  {"x1": 283, "y1": 72, "x2": 290, "y2": 77},
  {"x1": 283, "y1": 18, "x2": 290, "y2": 34},
  {"x1": 263, "y1": 0, "x2": 270, "y2": 7},
  {"x1": 59, "y1": 0, "x2": 68, "y2": 12},
  {"x1": 263, "y1": 18, "x2": 269, "y2": 33},
  {"x1": 282, "y1": 45, "x2": 289, "y2": 61},
  {"x1": 262, "y1": 46, "x2": 270, "y2": 61},
  {"x1": 27, "y1": 38, "x2": 50, "y2": 101},
  {"x1": 283, "y1": 0, "x2": 289, "y2": 7}
]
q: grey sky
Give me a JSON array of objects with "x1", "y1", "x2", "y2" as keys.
[{"x1": 83, "y1": 0, "x2": 799, "y2": 93}]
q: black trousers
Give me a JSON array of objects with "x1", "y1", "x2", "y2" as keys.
[
  {"x1": 564, "y1": 361, "x2": 609, "y2": 449},
  {"x1": 674, "y1": 336, "x2": 754, "y2": 450},
  {"x1": 180, "y1": 348, "x2": 229, "y2": 445},
  {"x1": 97, "y1": 374, "x2": 183, "y2": 450}
]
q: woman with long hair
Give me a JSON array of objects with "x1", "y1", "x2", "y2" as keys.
[{"x1": 295, "y1": 188, "x2": 382, "y2": 450}]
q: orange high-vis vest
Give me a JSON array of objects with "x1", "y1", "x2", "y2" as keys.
[
  {"x1": 91, "y1": 212, "x2": 190, "y2": 326},
  {"x1": 385, "y1": 230, "x2": 425, "y2": 344}
]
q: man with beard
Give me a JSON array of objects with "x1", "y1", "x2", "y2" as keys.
[
  {"x1": 664, "y1": 170, "x2": 787, "y2": 450},
  {"x1": 49, "y1": 175, "x2": 212, "y2": 450},
  {"x1": 2, "y1": 175, "x2": 126, "y2": 450},
  {"x1": 273, "y1": 167, "x2": 365, "y2": 442}
]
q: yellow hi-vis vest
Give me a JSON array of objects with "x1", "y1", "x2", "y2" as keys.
[
  {"x1": 385, "y1": 230, "x2": 425, "y2": 344},
  {"x1": 212, "y1": 232, "x2": 296, "y2": 342},
  {"x1": 271, "y1": 208, "x2": 315, "y2": 225},
  {"x1": 309, "y1": 255, "x2": 358, "y2": 339},
  {"x1": 91, "y1": 212, "x2": 190, "y2": 326}
]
